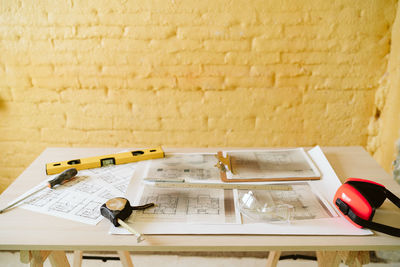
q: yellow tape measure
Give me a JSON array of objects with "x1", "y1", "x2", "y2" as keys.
[{"x1": 46, "y1": 146, "x2": 164, "y2": 175}]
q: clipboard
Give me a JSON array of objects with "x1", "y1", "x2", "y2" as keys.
[{"x1": 216, "y1": 149, "x2": 321, "y2": 183}]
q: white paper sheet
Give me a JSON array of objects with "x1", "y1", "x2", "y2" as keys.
[
  {"x1": 225, "y1": 148, "x2": 320, "y2": 180},
  {"x1": 19, "y1": 163, "x2": 137, "y2": 225},
  {"x1": 110, "y1": 146, "x2": 372, "y2": 236},
  {"x1": 144, "y1": 153, "x2": 221, "y2": 183},
  {"x1": 237, "y1": 182, "x2": 334, "y2": 223},
  {"x1": 130, "y1": 186, "x2": 238, "y2": 224}
]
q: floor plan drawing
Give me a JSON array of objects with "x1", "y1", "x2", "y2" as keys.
[
  {"x1": 74, "y1": 181, "x2": 103, "y2": 194},
  {"x1": 21, "y1": 162, "x2": 138, "y2": 225},
  {"x1": 75, "y1": 200, "x2": 103, "y2": 219},
  {"x1": 98, "y1": 172, "x2": 124, "y2": 184},
  {"x1": 49, "y1": 194, "x2": 87, "y2": 213},
  {"x1": 131, "y1": 186, "x2": 231, "y2": 224},
  {"x1": 145, "y1": 153, "x2": 221, "y2": 181},
  {"x1": 187, "y1": 195, "x2": 220, "y2": 215},
  {"x1": 226, "y1": 148, "x2": 320, "y2": 180},
  {"x1": 98, "y1": 189, "x2": 121, "y2": 200},
  {"x1": 141, "y1": 193, "x2": 221, "y2": 215},
  {"x1": 143, "y1": 194, "x2": 178, "y2": 214},
  {"x1": 113, "y1": 183, "x2": 128, "y2": 194},
  {"x1": 25, "y1": 190, "x2": 63, "y2": 208}
]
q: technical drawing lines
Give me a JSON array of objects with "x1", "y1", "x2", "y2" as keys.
[
  {"x1": 25, "y1": 190, "x2": 63, "y2": 208},
  {"x1": 74, "y1": 181, "x2": 103, "y2": 194},
  {"x1": 187, "y1": 195, "x2": 220, "y2": 215},
  {"x1": 48, "y1": 194, "x2": 87, "y2": 213},
  {"x1": 144, "y1": 194, "x2": 178, "y2": 214},
  {"x1": 75, "y1": 200, "x2": 102, "y2": 219},
  {"x1": 142, "y1": 193, "x2": 220, "y2": 215}
]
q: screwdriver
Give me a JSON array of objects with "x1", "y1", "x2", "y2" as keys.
[
  {"x1": 0, "y1": 168, "x2": 78, "y2": 214},
  {"x1": 100, "y1": 197, "x2": 154, "y2": 243}
]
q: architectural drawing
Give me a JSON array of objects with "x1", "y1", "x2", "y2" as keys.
[
  {"x1": 145, "y1": 153, "x2": 221, "y2": 181},
  {"x1": 98, "y1": 172, "x2": 124, "y2": 184},
  {"x1": 114, "y1": 183, "x2": 128, "y2": 194},
  {"x1": 21, "y1": 162, "x2": 138, "y2": 225},
  {"x1": 226, "y1": 148, "x2": 320, "y2": 179},
  {"x1": 98, "y1": 189, "x2": 120, "y2": 200},
  {"x1": 49, "y1": 194, "x2": 87, "y2": 213},
  {"x1": 141, "y1": 193, "x2": 220, "y2": 215},
  {"x1": 131, "y1": 186, "x2": 230, "y2": 224},
  {"x1": 187, "y1": 195, "x2": 220, "y2": 215},
  {"x1": 25, "y1": 190, "x2": 63, "y2": 207},
  {"x1": 143, "y1": 194, "x2": 178, "y2": 214},
  {"x1": 74, "y1": 181, "x2": 103, "y2": 194},
  {"x1": 75, "y1": 200, "x2": 103, "y2": 219}
]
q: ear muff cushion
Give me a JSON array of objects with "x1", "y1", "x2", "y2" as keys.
[
  {"x1": 334, "y1": 183, "x2": 373, "y2": 221},
  {"x1": 346, "y1": 180, "x2": 386, "y2": 209}
]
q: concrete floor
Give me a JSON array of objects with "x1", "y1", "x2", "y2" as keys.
[{"x1": 0, "y1": 251, "x2": 399, "y2": 267}]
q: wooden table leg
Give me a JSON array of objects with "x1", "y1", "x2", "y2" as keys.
[
  {"x1": 358, "y1": 251, "x2": 371, "y2": 265},
  {"x1": 73, "y1": 250, "x2": 83, "y2": 267},
  {"x1": 20, "y1": 250, "x2": 71, "y2": 267},
  {"x1": 316, "y1": 251, "x2": 341, "y2": 267},
  {"x1": 30, "y1": 251, "x2": 51, "y2": 267},
  {"x1": 48, "y1": 251, "x2": 70, "y2": 267},
  {"x1": 339, "y1": 251, "x2": 370, "y2": 267},
  {"x1": 20, "y1": 250, "x2": 31, "y2": 263},
  {"x1": 117, "y1": 251, "x2": 134, "y2": 267},
  {"x1": 266, "y1": 251, "x2": 281, "y2": 267}
]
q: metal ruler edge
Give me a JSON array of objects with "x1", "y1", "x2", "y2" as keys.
[{"x1": 142, "y1": 181, "x2": 292, "y2": 190}]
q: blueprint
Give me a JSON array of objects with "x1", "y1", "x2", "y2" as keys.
[
  {"x1": 110, "y1": 146, "x2": 372, "y2": 236},
  {"x1": 226, "y1": 148, "x2": 320, "y2": 180},
  {"x1": 130, "y1": 186, "x2": 238, "y2": 224},
  {"x1": 144, "y1": 153, "x2": 221, "y2": 182},
  {"x1": 20, "y1": 163, "x2": 137, "y2": 225}
]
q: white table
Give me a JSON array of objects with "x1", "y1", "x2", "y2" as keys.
[{"x1": 0, "y1": 147, "x2": 399, "y2": 267}]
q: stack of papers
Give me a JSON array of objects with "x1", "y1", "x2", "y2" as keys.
[{"x1": 110, "y1": 146, "x2": 372, "y2": 236}]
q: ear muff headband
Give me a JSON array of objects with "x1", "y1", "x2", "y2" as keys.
[{"x1": 334, "y1": 178, "x2": 400, "y2": 237}]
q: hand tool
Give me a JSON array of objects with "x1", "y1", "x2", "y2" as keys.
[
  {"x1": 0, "y1": 168, "x2": 78, "y2": 214},
  {"x1": 100, "y1": 197, "x2": 154, "y2": 243},
  {"x1": 46, "y1": 146, "x2": 164, "y2": 174}
]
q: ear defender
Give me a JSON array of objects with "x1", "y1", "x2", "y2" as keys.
[{"x1": 334, "y1": 178, "x2": 400, "y2": 237}]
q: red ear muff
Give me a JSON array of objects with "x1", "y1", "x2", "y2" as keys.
[
  {"x1": 334, "y1": 178, "x2": 400, "y2": 237},
  {"x1": 334, "y1": 183, "x2": 373, "y2": 226}
]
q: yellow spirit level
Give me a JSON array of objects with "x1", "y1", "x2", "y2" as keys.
[{"x1": 46, "y1": 146, "x2": 164, "y2": 175}]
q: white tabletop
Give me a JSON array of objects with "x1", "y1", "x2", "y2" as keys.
[{"x1": 0, "y1": 147, "x2": 399, "y2": 251}]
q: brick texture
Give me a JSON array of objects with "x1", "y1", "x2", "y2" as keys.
[
  {"x1": 0, "y1": 0, "x2": 398, "y2": 191},
  {"x1": 367, "y1": 2, "x2": 400, "y2": 173}
]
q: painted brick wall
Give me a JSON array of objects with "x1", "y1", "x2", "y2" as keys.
[
  {"x1": 0, "y1": 0, "x2": 397, "y2": 191},
  {"x1": 368, "y1": 2, "x2": 400, "y2": 173}
]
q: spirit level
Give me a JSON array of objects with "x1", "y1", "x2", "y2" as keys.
[{"x1": 46, "y1": 146, "x2": 164, "y2": 175}]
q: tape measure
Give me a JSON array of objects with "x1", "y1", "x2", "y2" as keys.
[
  {"x1": 46, "y1": 146, "x2": 164, "y2": 175},
  {"x1": 100, "y1": 197, "x2": 154, "y2": 243},
  {"x1": 143, "y1": 181, "x2": 292, "y2": 190}
]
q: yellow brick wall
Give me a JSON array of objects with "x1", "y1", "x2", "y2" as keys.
[
  {"x1": 368, "y1": 2, "x2": 400, "y2": 173},
  {"x1": 0, "y1": 0, "x2": 398, "y2": 192}
]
